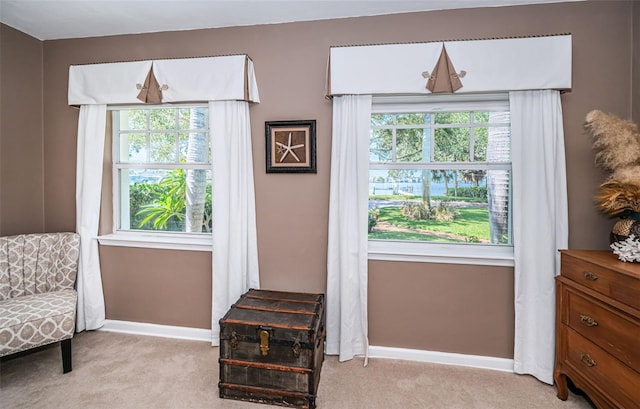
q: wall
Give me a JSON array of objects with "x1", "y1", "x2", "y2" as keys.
[
  {"x1": 633, "y1": 0, "x2": 640, "y2": 124},
  {"x1": 0, "y1": 24, "x2": 44, "y2": 235},
  {"x1": 33, "y1": 0, "x2": 634, "y2": 359}
]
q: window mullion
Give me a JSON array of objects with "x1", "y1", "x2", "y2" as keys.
[
  {"x1": 175, "y1": 109, "x2": 180, "y2": 162},
  {"x1": 469, "y1": 112, "x2": 475, "y2": 162},
  {"x1": 391, "y1": 116, "x2": 397, "y2": 162}
]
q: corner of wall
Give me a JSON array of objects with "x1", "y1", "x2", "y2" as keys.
[{"x1": 633, "y1": 0, "x2": 640, "y2": 124}]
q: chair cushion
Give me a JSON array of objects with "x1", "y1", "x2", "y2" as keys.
[
  {"x1": 0, "y1": 289, "x2": 77, "y2": 357},
  {"x1": 0, "y1": 233, "x2": 80, "y2": 301}
]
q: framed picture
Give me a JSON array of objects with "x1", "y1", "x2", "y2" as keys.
[{"x1": 265, "y1": 120, "x2": 316, "y2": 173}]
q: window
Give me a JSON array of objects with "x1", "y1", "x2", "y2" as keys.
[
  {"x1": 368, "y1": 94, "x2": 513, "y2": 265},
  {"x1": 111, "y1": 105, "x2": 211, "y2": 238}
]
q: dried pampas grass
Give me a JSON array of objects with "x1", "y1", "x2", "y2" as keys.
[
  {"x1": 585, "y1": 110, "x2": 640, "y2": 174},
  {"x1": 585, "y1": 110, "x2": 640, "y2": 217},
  {"x1": 612, "y1": 165, "x2": 640, "y2": 188}
]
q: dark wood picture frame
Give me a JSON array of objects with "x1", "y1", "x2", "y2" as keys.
[{"x1": 265, "y1": 120, "x2": 316, "y2": 173}]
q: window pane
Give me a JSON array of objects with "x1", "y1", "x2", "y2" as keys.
[
  {"x1": 474, "y1": 111, "x2": 510, "y2": 124},
  {"x1": 120, "y1": 168, "x2": 212, "y2": 233},
  {"x1": 184, "y1": 107, "x2": 208, "y2": 131},
  {"x1": 396, "y1": 113, "x2": 429, "y2": 126},
  {"x1": 149, "y1": 109, "x2": 177, "y2": 130},
  {"x1": 119, "y1": 110, "x2": 147, "y2": 131},
  {"x1": 150, "y1": 133, "x2": 177, "y2": 162},
  {"x1": 474, "y1": 112, "x2": 490, "y2": 123},
  {"x1": 179, "y1": 108, "x2": 192, "y2": 130},
  {"x1": 178, "y1": 133, "x2": 189, "y2": 163},
  {"x1": 371, "y1": 114, "x2": 394, "y2": 127},
  {"x1": 370, "y1": 128, "x2": 393, "y2": 162},
  {"x1": 434, "y1": 127, "x2": 470, "y2": 162},
  {"x1": 486, "y1": 127, "x2": 511, "y2": 162},
  {"x1": 396, "y1": 128, "x2": 428, "y2": 162},
  {"x1": 435, "y1": 112, "x2": 469, "y2": 124},
  {"x1": 183, "y1": 132, "x2": 209, "y2": 164},
  {"x1": 120, "y1": 133, "x2": 148, "y2": 163},
  {"x1": 486, "y1": 169, "x2": 511, "y2": 244},
  {"x1": 474, "y1": 127, "x2": 488, "y2": 161},
  {"x1": 369, "y1": 168, "x2": 509, "y2": 244}
]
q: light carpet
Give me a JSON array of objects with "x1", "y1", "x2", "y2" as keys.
[{"x1": 1, "y1": 331, "x2": 594, "y2": 409}]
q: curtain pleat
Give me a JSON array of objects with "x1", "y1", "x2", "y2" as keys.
[
  {"x1": 326, "y1": 94, "x2": 372, "y2": 363},
  {"x1": 210, "y1": 100, "x2": 260, "y2": 346},
  {"x1": 510, "y1": 90, "x2": 568, "y2": 384},
  {"x1": 75, "y1": 104, "x2": 107, "y2": 332}
]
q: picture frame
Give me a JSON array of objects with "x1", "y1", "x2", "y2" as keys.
[{"x1": 265, "y1": 120, "x2": 316, "y2": 173}]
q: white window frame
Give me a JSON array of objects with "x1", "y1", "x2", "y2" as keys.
[
  {"x1": 368, "y1": 93, "x2": 514, "y2": 266},
  {"x1": 98, "y1": 104, "x2": 212, "y2": 252}
]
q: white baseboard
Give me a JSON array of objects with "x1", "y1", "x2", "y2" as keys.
[
  {"x1": 99, "y1": 320, "x2": 513, "y2": 373},
  {"x1": 369, "y1": 345, "x2": 514, "y2": 373},
  {"x1": 100, "y1": 319, "x2": 211, "y2": 342}
]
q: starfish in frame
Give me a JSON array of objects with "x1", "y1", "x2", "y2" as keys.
[{"x1": 275, "y1": 132, "x2": 305, "y2": 162}]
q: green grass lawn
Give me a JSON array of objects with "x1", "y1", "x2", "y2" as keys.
[{"x1": 369, "y1": 205, "x2": 490, "y2": 242}]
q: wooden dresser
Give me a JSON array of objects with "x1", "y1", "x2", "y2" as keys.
[{"x1": 555, "y1": 250, "x2": 640, "y2": 409}]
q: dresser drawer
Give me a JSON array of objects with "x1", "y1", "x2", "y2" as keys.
[
  {"x1": 565, "y1": 327, "x2": 640, "y2": 409},
  {"x1": 565, "y1": 288, "x2": 640, "y2": 373},
  {"x1": 561, "y1": 256, "x2": 640, "y2": 311}
]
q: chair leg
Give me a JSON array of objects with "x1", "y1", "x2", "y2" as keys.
[{"x1": 61, "y1": 338, "x2": 72, "y2": 373}]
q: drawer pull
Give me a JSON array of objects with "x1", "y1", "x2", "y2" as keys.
[
  {"x1": 580, "y1": 353, "x2": 597, "y2": 367},
  {"x1": 579, "y1": 315, "x2": 598, "y2": 327},
  {"x1": 583, "y1": 271, "x2": 598, "y2": 281}
]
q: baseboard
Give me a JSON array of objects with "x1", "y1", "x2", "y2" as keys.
[
  {"x1": 369, "y1": 345, "x2": 514, "y2": 372},
  {"x1": 99, "y1": 320, "x2": 514, "y2": 372},
  {"x1": 99, "y1": 320, "x2": 211, "y2": 342}
]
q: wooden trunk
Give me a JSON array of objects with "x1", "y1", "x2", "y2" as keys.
[{"x1": 219, "y1": 289, "x2": 325, "y2": 409}]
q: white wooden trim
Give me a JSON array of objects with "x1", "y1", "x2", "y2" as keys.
[
  {"x1": 368, "y1": 241, "x2": 515, "y2": 267},
  {"x1": 99, "y1": 320, "x2": 211, "y2": 342},
  {"x1": 368, "y1": 345, "x2": 514, "y2": 372},
  {"x1": 97, "y1": 233, "x2": 212, "y2": 251},
  {"x1": 98, "y1": 320, "x2": 514, "y2": 372}
]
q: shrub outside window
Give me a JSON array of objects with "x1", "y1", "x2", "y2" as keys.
[
  {"x1": 369, "y1": 95, "x2": 512, "y2": 258},
  {"x1": 112, "y1": 105, "x2": 211, "y2": 235}
]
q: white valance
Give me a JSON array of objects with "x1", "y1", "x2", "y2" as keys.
[
  {"x1": 327, "y1": 35, "x2": 572, "y2": 96},
  {"x1": 68, "y1": 55, "x2": 260, "y2": 105}
]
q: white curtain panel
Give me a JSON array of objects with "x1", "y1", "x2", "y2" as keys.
[
  {"x1": 75, "y1": 104, "x2": 107, "y2": 331},
  {"x1": 510, "y1": 90, "x2": 568, "y2": 384},
  {"x1": 326, "y1": 94, "x2": 372, "y2": 363},
  {"x1": 210, "y1": 100, "x2": 260, "y2": 346}
]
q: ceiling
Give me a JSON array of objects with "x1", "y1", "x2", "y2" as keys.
[{"x1": 0, "y1": 0, "x2": 582, "y2": 41}]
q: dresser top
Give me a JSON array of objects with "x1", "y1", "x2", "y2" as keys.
[{"x1": 560, "y1": 249, "x2": 640, "y2": 279}]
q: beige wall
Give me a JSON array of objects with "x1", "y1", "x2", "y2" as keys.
[
  {"x1": 0, "y1": 25, "x2": 44, "y2": 235},
  {"x1": 0, "y1": 0, "x2": 634, "y2": 359}
]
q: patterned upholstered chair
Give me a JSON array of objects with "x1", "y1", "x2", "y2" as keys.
[{"x1": 0, "y1": 232, "x2": 80, "y2": 373}]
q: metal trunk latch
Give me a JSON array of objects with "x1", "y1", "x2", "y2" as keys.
[
  {"x1": 259, "y1": 328, "x2": 270, "y2": 356},
  {"x1": 230, "y1": 331, "x2": 238, "y2": 349},
  {"x1": 292, "y1": 339, "x2": 301, "y2": 357}
]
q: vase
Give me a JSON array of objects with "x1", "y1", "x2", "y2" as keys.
[{"x1": 610, "y1": 212, "x2": 640, "y2": 244}]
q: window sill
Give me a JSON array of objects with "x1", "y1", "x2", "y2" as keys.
[
  {"x1": 368, "y1": 240, "x2": 514, "y2": 267},
  {"x1": 97, "y1": 232, "x2": 212, "y2": 252}
]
